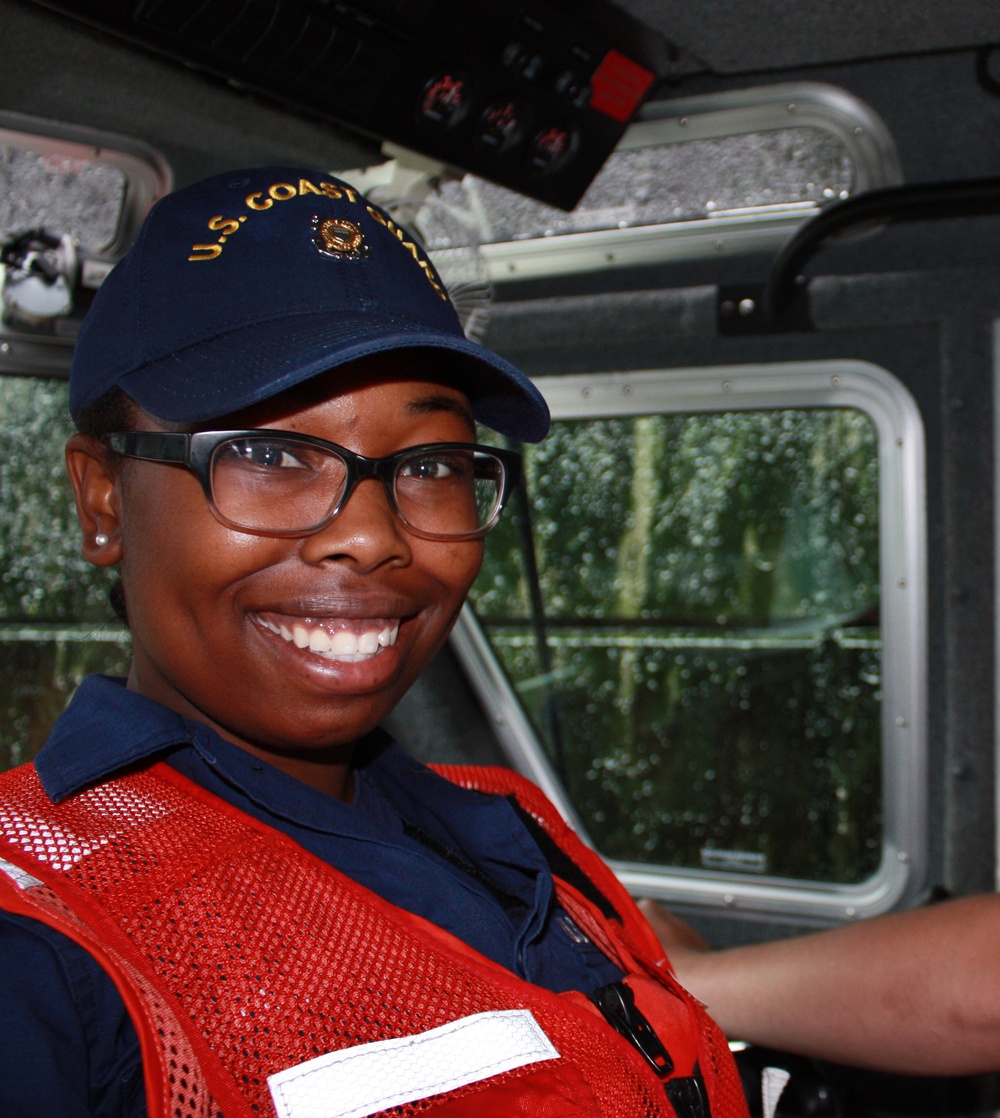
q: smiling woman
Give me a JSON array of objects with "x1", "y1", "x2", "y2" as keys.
[
  {"x1": 0, "y1": 166, "x2": 749, "y2": 1118},
  {"x1": 69, "y1": 361, "x2": 491, "y2": 794}
]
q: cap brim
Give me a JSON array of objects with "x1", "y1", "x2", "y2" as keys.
[{"x1": 116, "y1": 309, "x2": 550, "y2": 442}]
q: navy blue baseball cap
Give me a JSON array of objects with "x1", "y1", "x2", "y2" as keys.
[{"x1": 69, "y1": 166, "x2": 549, "y2": 442}]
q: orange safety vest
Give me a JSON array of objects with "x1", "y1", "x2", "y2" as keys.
[{"x1": 0, "y1": 760, "x2": 749, "y2": 1118}]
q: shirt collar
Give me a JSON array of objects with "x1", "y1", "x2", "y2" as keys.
[{"x1": 36, "y1": 675, "x2": 195, "y2": 802}]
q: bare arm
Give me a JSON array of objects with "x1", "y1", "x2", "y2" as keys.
[{"x1": 639, "y1": 895, "x2": 1000, "y2": 1075}]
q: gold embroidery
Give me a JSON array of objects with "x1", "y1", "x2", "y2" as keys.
[
  {"x1": 365, "y1": 206, "x2": 448, "y2": 300},
  {"x1": 188, "y1": 244, "x2": 223, "y2": 262},
  {"x1": 189, "y1": 180, "x2": 365, "y2": 261}
]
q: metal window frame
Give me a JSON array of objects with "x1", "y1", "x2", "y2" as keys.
[
  {"x1": 0, "y1": 112, "x2": 171, "y2": 378},
  {"x1": 478, "y1": 82, "x2": 901, "y2": 283},
  {"x1": 454, "y1": 359, "x2": 927, "y2": 922}
]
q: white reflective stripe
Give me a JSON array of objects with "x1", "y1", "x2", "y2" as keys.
[
  {"x1": 0, "y1": 856, "x2": 42, "y2": 890},
  {"x1": 268, "y1": 1009, "x2": 560, "y2": 1118}
]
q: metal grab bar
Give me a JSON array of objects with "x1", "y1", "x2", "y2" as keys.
[{"x1": 764, "y1": 176, "x2": 1000, "y2": 319}]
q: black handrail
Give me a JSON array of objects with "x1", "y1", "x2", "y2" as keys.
[{"x1": 764, "y1": 176, "x2": 1000, "y2": 319}]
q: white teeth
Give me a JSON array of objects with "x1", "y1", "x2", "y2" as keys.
[
  {"x1": 260, "y1": 616, "x2": 399, "y2": 661},
  {"x1": 329, "y1": 630, "x2": 358, "y2": 655}
]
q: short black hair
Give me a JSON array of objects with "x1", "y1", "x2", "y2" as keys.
[{"x1": 73, "y1": 386, "x2": 138, "y2": 438}]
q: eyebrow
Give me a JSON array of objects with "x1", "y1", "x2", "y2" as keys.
[{"x1": 408, "y1": 393, "x2": 477, "y2": 433}]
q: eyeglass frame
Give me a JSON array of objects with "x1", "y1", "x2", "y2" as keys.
[{"x1": 101, "y1": 430, "x2": 523, "y2": 541}]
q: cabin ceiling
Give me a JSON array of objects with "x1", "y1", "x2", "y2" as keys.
[
  {"x1": 1, "y1": 0, "x2": 997, "y2": 195},
  {"x1": 619, "y1": 0, "x2": 999, "y2": 75}
]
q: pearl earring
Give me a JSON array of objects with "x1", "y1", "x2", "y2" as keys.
[{"x1": 94, "y1": 533, "x2": 109, "y2": 547}]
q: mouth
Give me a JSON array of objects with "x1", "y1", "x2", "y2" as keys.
[{"x1": 254, "y1": 612, "x2": 400, "y2": 663}]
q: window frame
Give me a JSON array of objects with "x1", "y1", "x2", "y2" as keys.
[
  {"x1": 0, "y1": 113, "x2": 171, "y2": 379},
  {"x1": 455, "y1": 359, "x2": 927, "y2": 922}
]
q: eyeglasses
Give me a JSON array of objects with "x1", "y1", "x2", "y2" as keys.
[{"x1": 102, "y1": 430, "x2": 522, "y2": 541}]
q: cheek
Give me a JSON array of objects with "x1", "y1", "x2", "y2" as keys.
[
  {"x1": 116, "y1": 474, "x2": 267, "y2": 612},
  {"x1": 432, "y1": 540, "x2": 484, "y2": 603}
]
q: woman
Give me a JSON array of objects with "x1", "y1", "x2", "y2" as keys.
[{"x1": 0, "y1": 167, "x2": 747, "y2": 1118}]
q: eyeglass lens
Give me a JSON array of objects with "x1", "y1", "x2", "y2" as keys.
[{"x1": 209, "y1": 436, "x2": 505, "y2": 537}]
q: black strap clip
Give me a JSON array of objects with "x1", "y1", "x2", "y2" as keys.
[
  {"x1": 591, "y1": 980, "x2": 675, "y2": 1079},
  {"x1": 666, "y1": 1073, "x2": 708, "y2": 1118}
]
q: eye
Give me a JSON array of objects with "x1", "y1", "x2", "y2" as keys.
[
  {"x1": 221, "y1": 438, "x2": 308, "y2": 469},
  {"x1": 400, "y1": 451, "x2": 473, "y2": 482}
]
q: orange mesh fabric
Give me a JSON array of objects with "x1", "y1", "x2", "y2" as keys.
[
  {"x1": 0, "y1": 762, "x2": 747, "y2": 1118},
  {"x1": 0, "y1": 853, "x2": 215, "y2": 1118},
  {"x1": 434, "y1": 764, "x2": 750, "y2": 1118}
]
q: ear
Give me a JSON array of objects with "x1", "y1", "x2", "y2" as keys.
[{"x1": 65, "y1": 434, "x2": 124, "y2": 566}]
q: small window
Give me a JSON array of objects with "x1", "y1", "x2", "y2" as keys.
[
  {"x1": 0, "y1": 116, "x2": 169, "y2": 365},
  {"x1": 460, "y1": 362, "x2": 926, "y2": 920},
  {"x1": 412, "y1": 83, "x2": 900, "y2": 281},
  {"x1": 0, "y1": 145, "x2": 128, "y2": 257},
  {"x1": 0, "y1": 375, "x2": 129, "y2": 771},
  {"x1": 0, "y1": 114, "x2": 170, "y2": 256}
]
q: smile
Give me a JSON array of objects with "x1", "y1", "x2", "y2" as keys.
[{"x1": 255, "y1": 614, "x2": 400, "y2": 663}]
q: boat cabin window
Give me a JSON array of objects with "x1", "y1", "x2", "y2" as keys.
[
  {"x1": 0, "y1": 119, "x2": 170, "y2": 359},
  {"x1": 0, "y1": 374, "x2": 129, "y2": 770},
  {"x1": 462, "y1": 362, "x2": 926, "y2": 920},
  {"x1": 414, "y1": 83, "x2": 900, "y2": 281},
  {"x1": 0, "y1": 124, "x2": 169, "y2": 770},
  {"x1": 0, "y1": 145, "x2": 126, "y2": 257}
]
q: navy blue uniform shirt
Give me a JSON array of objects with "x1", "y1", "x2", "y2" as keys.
[{"x1": 0, "y1": 675, "x2": 621, "y2": 1118}]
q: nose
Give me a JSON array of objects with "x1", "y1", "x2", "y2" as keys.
[{"x1": 298, "y1": 475, "x2": 411, "y2": 570}]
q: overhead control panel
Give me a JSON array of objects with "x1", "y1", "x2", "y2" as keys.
[{"x1": 33, "y1": 0, "x2": 670, "y2": 209}]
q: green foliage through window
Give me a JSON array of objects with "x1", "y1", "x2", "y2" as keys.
[
  {"x1": 471, "y1": 408, "x2": 881, "y2": 884},
  {"x1": 0, "y1": 377, "x2": 129, "y2": 770}
]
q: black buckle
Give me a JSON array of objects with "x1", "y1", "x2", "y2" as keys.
[
  {"x1": 666, "y1": 1073, "x2": 708, "y2": 1118},
  {"x1": 591, "y1": 980, "x2": 674, "y2": 1079},
  {"x1": 591, "y1": 981, "x2": 712, "y2": 1117}
]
